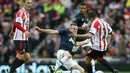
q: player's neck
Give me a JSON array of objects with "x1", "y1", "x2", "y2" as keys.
[
  {"x1": 80, "y1": 12, "x2": 85, "y2": 15},
  {"x1": 23, "y1": 6, "x2": 29, "y2": 12}
]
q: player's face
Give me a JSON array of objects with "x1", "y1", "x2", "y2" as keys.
[
  {"x1": 69, "y1": 25, "x2": 78, "y2": 34},
  {"x1": 24, "y1": 0, "x2": 33, "y2": 11},
  {"x1": 80, "y1": 5, "x2": 87, "y2": 14}
]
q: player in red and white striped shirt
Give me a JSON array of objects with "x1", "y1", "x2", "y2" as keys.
[
  {"x1": 73, "y1": 11, "x2": 119, "y2": 73},
  {"x1": 7, "y1": 0, "x2": 32, "y2": 73}
]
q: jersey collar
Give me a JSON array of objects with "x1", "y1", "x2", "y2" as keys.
[{"x1": 22, "y1": 8, "x2": 28, "y2": 13}]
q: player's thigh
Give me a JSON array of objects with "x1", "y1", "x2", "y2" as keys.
[
  {"x1": 56, "y1": 50, "x2": 65, "y2": 59},
  {"x1": 63, "y1": 51, "x2": 72, "y2": 58},
  {"x1": 14, "y1": 40, "x2": 28, "y2": 54},
  {"x1": 63, "y1": 59, "x2": 78, "y2": 70},
  {"x1": 56, "y1": 50, "x2": 72, "y2": 59},
  {"x1": 72, "y1": 64, "x2": 84, "y2": 73}
]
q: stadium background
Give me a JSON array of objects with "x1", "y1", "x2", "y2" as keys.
[{"x1": 0, "y1": 0, "x2": 130, "y2": 73}]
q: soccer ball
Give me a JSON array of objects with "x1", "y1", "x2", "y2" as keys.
[{"x1": 96, "y1": 70, "x2": 104, "y2": 73}]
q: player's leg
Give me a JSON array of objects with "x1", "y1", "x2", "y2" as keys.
[
  {"x1": 21, "y1": 41, "x2": 30, "y2": 62},
  {"x1": 85, "y1": 56, "x2": 93, "y2": 73},
  {"x1": 8, "y1": 41, "x2": 25, "y2": 73},
  {"x1": 56, "y1": 50, "x2": 72, "y2": 70},
  {"x1": 91, "y1": 59, "x2": 96, "y2": 73},
  {"x1": 21, "y1": 52, "x2": 31, "y2": 62},
  {"x1": 97, "y1": 58, "x2": 119, "y2": 73},
  {"x1": 84, "y1": 46, "x2": 96, "y2": 73},
  {"x1": 83, "y1": 41, "x2": 96, "y2": 73},
  {"x1": 49, "y1": 50, "x2": 72, "y2": 73},
  {"x1": 71, "y1": 64, "x2": 85, "y2": 73},
  {"x1": 61, "y1": 58, "x2": 84, "y2": 73}
]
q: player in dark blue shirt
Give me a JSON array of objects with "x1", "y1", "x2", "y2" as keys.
[
  {"x1": 73, "y1": 3, "x2": 96, "y2": 73},
  {"x1": 35, "y1": 23, "x2": 89, "y2": 73}
]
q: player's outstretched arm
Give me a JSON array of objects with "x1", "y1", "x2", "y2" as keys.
[
  {"x1": 73, "y1": 32, "x2": 94, "y2": 39},
  {"x1": 75, "y1": 39, "x2": 90, "y2": 46},
  {"x1": 35, "y1": 26, "x2": 59, "y2": 35}
]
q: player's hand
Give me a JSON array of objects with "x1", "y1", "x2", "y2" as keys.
[
  {"x1": 25, "y1": 31, "x2": 31, "y2": 38},
  {"x1": 9, "y1": 31, "x2": 14, "y2": 38},
  {"x1": 34, "y1": 26, "x2": 41, "y2": 32},
  {"x1": 107, "y1": 43, "x2": 111, "y2": 48}
]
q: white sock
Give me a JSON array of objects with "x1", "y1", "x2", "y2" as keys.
[
  {"x1": 91, "y1": 59, "x2": 96, "y2": 72},
  {"x1": 55, "y1": 56, "x2": 69, "y2": 70},
  {"x1": 62, "y1": 70, "x2": 80, "y2": 73},
  {"x1": 55, "y1": 60, "x2": 62, "y2": 70}
]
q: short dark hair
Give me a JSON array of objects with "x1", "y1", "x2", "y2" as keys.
[
  {"x1": 79, "y1": 3, "x2": 87, "y2": 7},
  {"x1": 87, "y1": 11, "x2": 97, "y2": 19}
]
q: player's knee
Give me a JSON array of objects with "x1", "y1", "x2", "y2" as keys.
[
  {"x1": 79, "y1": 68, "x2": 85, "y2": 73},
  {"x1": 16, "y1": 53, "x2": 23, "y2": 60},
  {"x1": 22, "y1": 53, "x2": 30, "y2": 62},
  {"x1": 64, "y1": 51, "x2": 72, "y2": 58}
]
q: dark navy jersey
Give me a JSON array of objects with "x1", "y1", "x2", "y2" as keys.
[
  {"x1": 58, "y1": 29, "x2": 77, "y2": 54},
  {"x1": 73, "y1": 13, "x2": 89, "y2": 41}
]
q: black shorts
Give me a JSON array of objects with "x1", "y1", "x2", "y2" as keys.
[
  {"x1": 87, "y1": 49, "x2": 106, "y2": 60},
  {"x1": 14, "y1": 40, "x2": 29, "y2": 54}
]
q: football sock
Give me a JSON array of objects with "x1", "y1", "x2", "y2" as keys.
[
  {"x1": 10, "y1": 57, "x2": 24, "y2": 73},
  {"x1": 98, "y1": 58, "x2": 114, "y2": 72},
  {"x1": 55, "y1": 60, "x2": 62, "y2": 70},
  {"x1": 86, "y1": 63, "x2": 93, "y2": 73},
  {"x1": 91, "y1": 59, "x2": 96, "y2": 72},
  {"x1": 55, "y1": 56, "x2": 69, "y2": 70}
]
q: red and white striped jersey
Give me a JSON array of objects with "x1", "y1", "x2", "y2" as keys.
[
  {"x1": 13, "y1": 8, "x2": 29, "y2": 40},
  {"x1": 89, "y1": 18, "x2": 113, "y2": 51}
]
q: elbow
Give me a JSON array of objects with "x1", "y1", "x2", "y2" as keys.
[{"x1": 111, "y1": 32, "x2": 115, "y2": 37}]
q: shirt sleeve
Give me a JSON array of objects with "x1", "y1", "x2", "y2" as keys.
[
  {"x1": 15, "y1": 17, "x2": 23, "y2": 24},
  {"x1": 15, "y1": 12, "x2": 25, "y2": 24},
  {"x1": 89, "y1": 21, "x2": 99, "y2": 35},
  {"x1": 58, "y1": 29, "x2": 67, "y2": 35}
]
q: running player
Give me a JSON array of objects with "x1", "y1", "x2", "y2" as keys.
[
  {"x1": 35, "y1": 23, "x2": 88, "y2": 73},
  {"x1": 73, "y1": 11, "x2": 119, "y2": 73},
  {"x1": 7, "y1": 0, "x2": 32, "y2": 73},
  {"x1": 73, "y1": 3, "x2": 96, "y2": 73}
]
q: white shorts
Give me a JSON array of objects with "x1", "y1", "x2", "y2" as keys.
[
  {"x1": 81, "y1": 39, "x2": 92, "y2": 48},
  {"x1": 56, "y1": 50, "x2": 78, "y2": 70}
]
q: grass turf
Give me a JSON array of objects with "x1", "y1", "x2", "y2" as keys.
[{"x1": 100, "y1": 72, "x2": 130, "y2": 73}]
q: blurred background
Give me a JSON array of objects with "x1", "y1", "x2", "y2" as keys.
[{"x1": 0, "y1": 0, "x2": 130, "y2": 73}]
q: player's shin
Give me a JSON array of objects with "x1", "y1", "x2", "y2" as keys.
[
  {"x1": 98, "y1": 58, "x2": 115, "y2": 72},
  {"x1": 86, "y1": 63, "x2": 93, "y2": 73},
  {"x1": 10, "y1": 57, "x2": 24, "y2": 73},
  {"x1": 86, "y1": 56, "x2": 93, "y2": 73}
]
